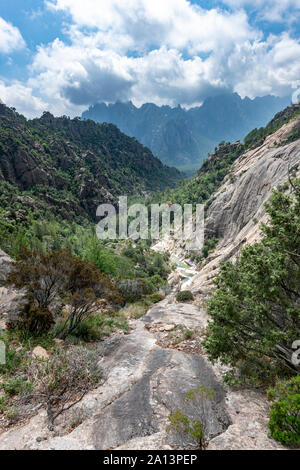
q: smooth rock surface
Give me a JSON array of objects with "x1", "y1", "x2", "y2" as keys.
[
  {"x1": 0, "y1": 297, "x2": 286, "y2": 451},
  {"x1": 0, "y1": 304, "x2": 229, "y2": 450},
  {"x1": 0, "y1": 250, "x2": 12, "y2": 283},
  {"x1": 143, "y1": 299, "x2": 209, "y2": 330},
  {"x1": 32, "y1": 346, "x2": 49, "y2": 360},
  {"x1": 0, "y1": 286, "x2": 27, "y2": 324}
]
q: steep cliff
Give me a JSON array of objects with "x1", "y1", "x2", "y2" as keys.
[
  {"x1": 189, "y1": 111, "x2": 300, "y2": 292},
  {"x1": 152, "y1": 105, "x2": 300, "y2": 292}
]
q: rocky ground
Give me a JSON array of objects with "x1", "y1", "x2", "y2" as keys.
[
  {"x1": 0, "y1": 294, "x2": 285, "y2": 450},
  {"x1": 153, "y1": 114, "x2": 300, "y2": 294}
]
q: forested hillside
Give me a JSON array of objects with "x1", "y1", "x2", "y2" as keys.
[{"x1": 0, "y1": 103, "x2": 182, "y2": 225}]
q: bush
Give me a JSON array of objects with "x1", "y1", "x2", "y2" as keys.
[
  {"x1": 27, "y1": 346, "x2": 101, "y2": 430},
  {"x1": 6, "y1": 247, "x2": 118, "y2": 338},
  {"x1": 167, "y1": 386, "x2": 215, "y2": 449},
  {"x1": 16, "y1": 305, "x2": 54, "y2": 336},
  {"x1": 86, "y1": 238, "x2": 118, "y2": 276},
  {"x1": 116, "y1": 278, "x2": 150, "y2": 303},
  {"x1": 204, "y1": 180, "x2": 300, "y2": 380},
  {"x1": 267, "y1": 376, "x2": 300, "y2": 447},
  {"x1": 176, "y1": 290, "x2": 194, "y2": 302},
  {"x1": 121, "y1": 303, "x2": 148, "y2": 319},
  {"x1": 71, "y1": 316, "x2": 103, "y2": 342},
  {"x1": 167, "y1": 410, "x2": 204, "y2": 448},
  {"x1": 200, "y1": 237, "x2": 219, "y2": 260},
  {"x1": 71, "y1": 312, "x2": 129, "y2": 342},
  {"x1": 3, "y1": 377, "x2": 33, "y2": 397}
]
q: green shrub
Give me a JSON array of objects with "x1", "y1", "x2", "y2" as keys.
[
  {"x1": 85, "y1": 238, "x2": 118, "y2": 276},
  {"x1": 176, "y1": 290, "x2": 194, "y2": 302},
  {"x1": 27, "y1": 346, "x2": 101, "y2": 430},
  {"x1": 204, "y1": 181, "x2": 300, "y2": 381},
  {"x1": 167, "y1": 410, "x2": 205, "y2": 448},
  {"x1": 267, "y1": 376, "x2": 300, "y2": 447},
  {"x1": 0, "y1": 342, "x2": 24, "y2": 376},
  {"x1": 167, "y1": 386, "x2": 215, "y2": 449},
  {"x1": 3, "y1": 377, "x2": 33, "y2": 397},
  {"x1": 200, "y1": 237, "x2": 219, "y2": 260},
  {"x1": 121, "y1": 303, "x2": 148, "y2": 319},
  {"x1": 6, "y1": 247, "x2": 118, "y2": 339},
  {"x1": 71, "y1": 316, "x2": 103, "y2": 342},
  {"x1": 117, "y1": 278, "x2": 151, "y2": 302},
  {"x1": 149, "y1": 293, "x2": 165, "y2": 304},
  {"x1": 184, "y1": 329, "x2": 195, "y2": 340}
]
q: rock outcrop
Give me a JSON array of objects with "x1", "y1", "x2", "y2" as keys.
[
  {"x1": 0, "y1": 250, "x2": 12, "y2": 284},
  {"x1": 0, "y1": 296, "x2": 286, "y2": 450},
  {"x1": 0, "y1": 103, "x2": 182, "y2": 224},
  {"x1": 0, "y1": 250, "x2": 28, "y2": 326},
  {"x1": 0, "y1": 301, "x2": 230, "y2": 450},
  {"x1": 154, "y1": 114, "x2": 300, "y2": 293},
  {"x1": 188, "y1": 113, "x2": 300, "y2": 292}
]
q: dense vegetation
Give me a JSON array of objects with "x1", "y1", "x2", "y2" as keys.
[
  {"x1": 0, "y1": 103, "x2": 182, "y2": 224},
  {"x1": 267, "y1": 376, "x2": 300, "y2": 447},
  {"x1": 201, "y1": 180, "x2": 300, "y2": 446},
  {"x1": 204, "y1": 180, "x2": 300, "y2": 383},
  {"x1": 176, "y1": 290, "x2": 194, "y2": 302}
]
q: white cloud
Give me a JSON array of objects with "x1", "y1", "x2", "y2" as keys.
[
  {"x1": 0, "y1": 17, "x2": 25, "y2": 54},
  {"x1": 28, "y1": 39, "x2": 231, "y2": 111},
  {"x1": 26, "y1": 0, "x2": 258, "y2": 113},
  {"x1": 221, "y1": 0, "x2": 300, "y2": 23},
  {"x1": 0, "y1": 81, "x2": 48, "y2": 118},
  {"x1": 47, "y1": 0, "x2": 258, "y2": 54},
  {"x1": 2, "y1": 1, "x2": 299, "y2": 117}
]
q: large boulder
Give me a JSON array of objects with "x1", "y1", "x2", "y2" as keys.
[
  {"x1": 0, "y1": 249, "x2": 12, "y2": 284},
  {"x1": 0, "y1": 286, "x2": 28, "y2": 325},
  {"x1": 32, "y1": 346, "x2": 49, "y2": 360}
]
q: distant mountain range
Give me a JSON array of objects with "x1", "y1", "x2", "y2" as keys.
[{"x1": 82, "y1": 93, "x2": 290, "y2": 169}]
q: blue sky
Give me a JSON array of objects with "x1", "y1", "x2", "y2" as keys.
[{"x1": 0, "y1": 0, "x2": 299, "y2": 117}]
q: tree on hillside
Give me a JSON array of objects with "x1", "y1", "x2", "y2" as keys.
[
  {"x1": 6, "y1": 248, "x2": 119, "y2": 337},
  {"x1": 204, "y1": 179, "x2": 300, "y2": 381}
]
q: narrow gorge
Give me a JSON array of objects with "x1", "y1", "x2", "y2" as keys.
[{"x1": 0, "y1": 107, "x2": 299, "y2": 451}]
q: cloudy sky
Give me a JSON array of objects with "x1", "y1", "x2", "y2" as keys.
[{"x1": 0, "y1": 0, "x2": 299, "y2": 118}]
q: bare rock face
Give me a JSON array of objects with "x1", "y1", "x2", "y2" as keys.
[
  {"x1": 0, "y1": 250, "x2": 28, "y2": 325},
  {"x1": 207, "y1": 387, "x2": 286, "y2": 450},
  {"x1": 0, "y1": 296, "x2": 286, "y2": 451},
  {"x1": 154, "y1": 115, "x2": 300, "y2": 294},
  {"x1": 0, "y1": 249, "x2": 12, "y2": 284},
  {"x1": 0, "y1": 286, "x2": 27, "y2": 325},
  {"x1": 143, "y1": 298, "x2": 209, "y2": 330},
  {"x1": 188, "y1": 115, "x2": 300, "y2": 292}
]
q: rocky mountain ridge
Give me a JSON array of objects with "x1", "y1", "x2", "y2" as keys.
[
  {"x1": 82, "y1": 93, "x2": 290, "y2": 168},
  {"x1": 155, "y1": 107, "x2": 300, "y2": 293}
]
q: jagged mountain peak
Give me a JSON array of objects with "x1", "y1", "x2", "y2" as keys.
[{"x1": 82, "y1": 93, "x2": 290, "y2": 168}]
